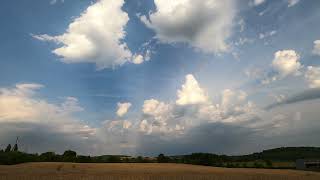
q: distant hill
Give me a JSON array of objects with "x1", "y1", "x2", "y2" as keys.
[
  {"x1": 168, "y1": 147, "x2": 320, "y2": 166},
  {"x1": 1, "y1": 146, "x2": 320, "y2": 167},
  {"x1": 242, "y1": 147, "x2": 320, "y2": 161}
]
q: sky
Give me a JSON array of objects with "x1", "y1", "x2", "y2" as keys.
[{"x1": 0, "y1": 0, "x2": 320, "y2": 156}]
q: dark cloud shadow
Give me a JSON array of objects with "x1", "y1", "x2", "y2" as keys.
[
  {"x1": 0, "y1": 122, "x2": 99, "y2": 155},
  {"x1": 266, "y1": 88, "x2": 320, "y2": 110},
  {"x1": 136, "y1": 122, "x2": 263, "y2": 156}
]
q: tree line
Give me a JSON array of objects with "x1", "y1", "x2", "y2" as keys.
[
  {"x1": 1, "y1": 144, "x2": 320, "y2": 168},
  {"x1": 0, "y1": 150, "x2": 157, "y2": 165}
]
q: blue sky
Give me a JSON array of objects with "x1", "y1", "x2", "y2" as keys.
[{"x1": 1, "y1": 0, "x2": 320, "y2": 156}]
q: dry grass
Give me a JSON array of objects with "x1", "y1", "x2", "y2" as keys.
[{"x1": 0, "y1": 163, "x2": 319, "y2": 180}]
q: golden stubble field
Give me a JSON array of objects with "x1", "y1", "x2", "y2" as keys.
[{"x1": 0, "y1": 163, "x2": 319, "y2": 180}]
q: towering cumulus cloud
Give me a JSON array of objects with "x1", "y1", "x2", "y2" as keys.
[
  {"x1": 176, "y1": 74, "x2": 208, "y2": 105},
  {"x1": 140, "y1": 0, "x2": 236, "y2": 54},
  {"x1": 33, "y1": 0, "x2": 134, "y2": 69}
]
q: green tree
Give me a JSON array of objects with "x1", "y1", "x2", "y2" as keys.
[
  {"x1": 13, "y1": 144, "x2": 18, "y2": 152},
  {"x1": 62, "y1": 150, "x2": 77, "y2": 162},
  {"x1": 157, "y1": 154, "x2": 169, "y2": 163},
  {"x1": 5, "y1": 144, "x2": 11, "y2": 152},
  {"x1": 136, "y1": 156, "x2": 144, "y2": 163},
  {"x1": 76, "y1": 155, "x2": 92, "y2": 163},
  {"x1": 40, "y1": 152, "x2": 57, "y2": 161},
  {"x1": 253, "y1": 162, "x2": 264, "y2": 168},
  {"x1": 265, "y1": 160, "x2": 272, "y2": 167},
  {"x1": 226, "y1": 163, "x2": 234, "y2": 168},
  {"x1": 108, "y1": 156, "x2": 121, "y2": 163},
  {"x1": 241, "y1": 163, "x2": 247, "y2": 168}
]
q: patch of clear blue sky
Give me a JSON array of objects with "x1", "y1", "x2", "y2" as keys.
[{"x1": 0, "y1": 0, "x2": 319, "y2": 125}]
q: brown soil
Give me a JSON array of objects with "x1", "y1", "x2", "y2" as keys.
[{"x1": 0, "y1": 163, "x2": 319, "y2": 180}]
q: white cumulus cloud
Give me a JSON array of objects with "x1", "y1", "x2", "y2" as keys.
[
  {"x1": 116, "y1": 102, "x2": 132, "y2": 117},
  {"x1": 33, "y1": 0, "x2": 136, "y2": 70},
  {"x1": 137, "y1": 74, "x2": 256, "y2": 135},
  {"x1": 139, "y1": 119, "x2": 152, "y2": 134},
  {"x1": 140, "y1": 0, "x2": 236, "y2": 54},
  {"x1": 0, "y1": 83, "x2": 96, "y2": 138},
  {"x1": 105, "y1": 120, "x2": 132, "y2": 132},
  {"x1": 271, "y1": 50, "x2": 301, "y2": 78},
  {"x1": 143, "y1": 99, "x2": 169, "y2": 116},
  {"x1": 132, "y1": 54, "x2": 144, "y2": 64},
  {"x1": 305, "y1": 66, "x2": 320, "y2": 88},
  {"x1": 176, "y1": 74, "x2": 208, "y2": 105}
]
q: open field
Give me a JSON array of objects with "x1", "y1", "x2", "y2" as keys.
[{"x1": 0, "y1": 163, "x2": 319, "y2": 180}]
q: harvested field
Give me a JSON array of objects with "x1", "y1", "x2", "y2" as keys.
[{"x1": 0, "y1": 163, "x2": 319, "y2": 180}]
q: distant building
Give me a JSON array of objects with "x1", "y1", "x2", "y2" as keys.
[{"x1": 296, "y1": 159, "x2": 320, "y2": 170}]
